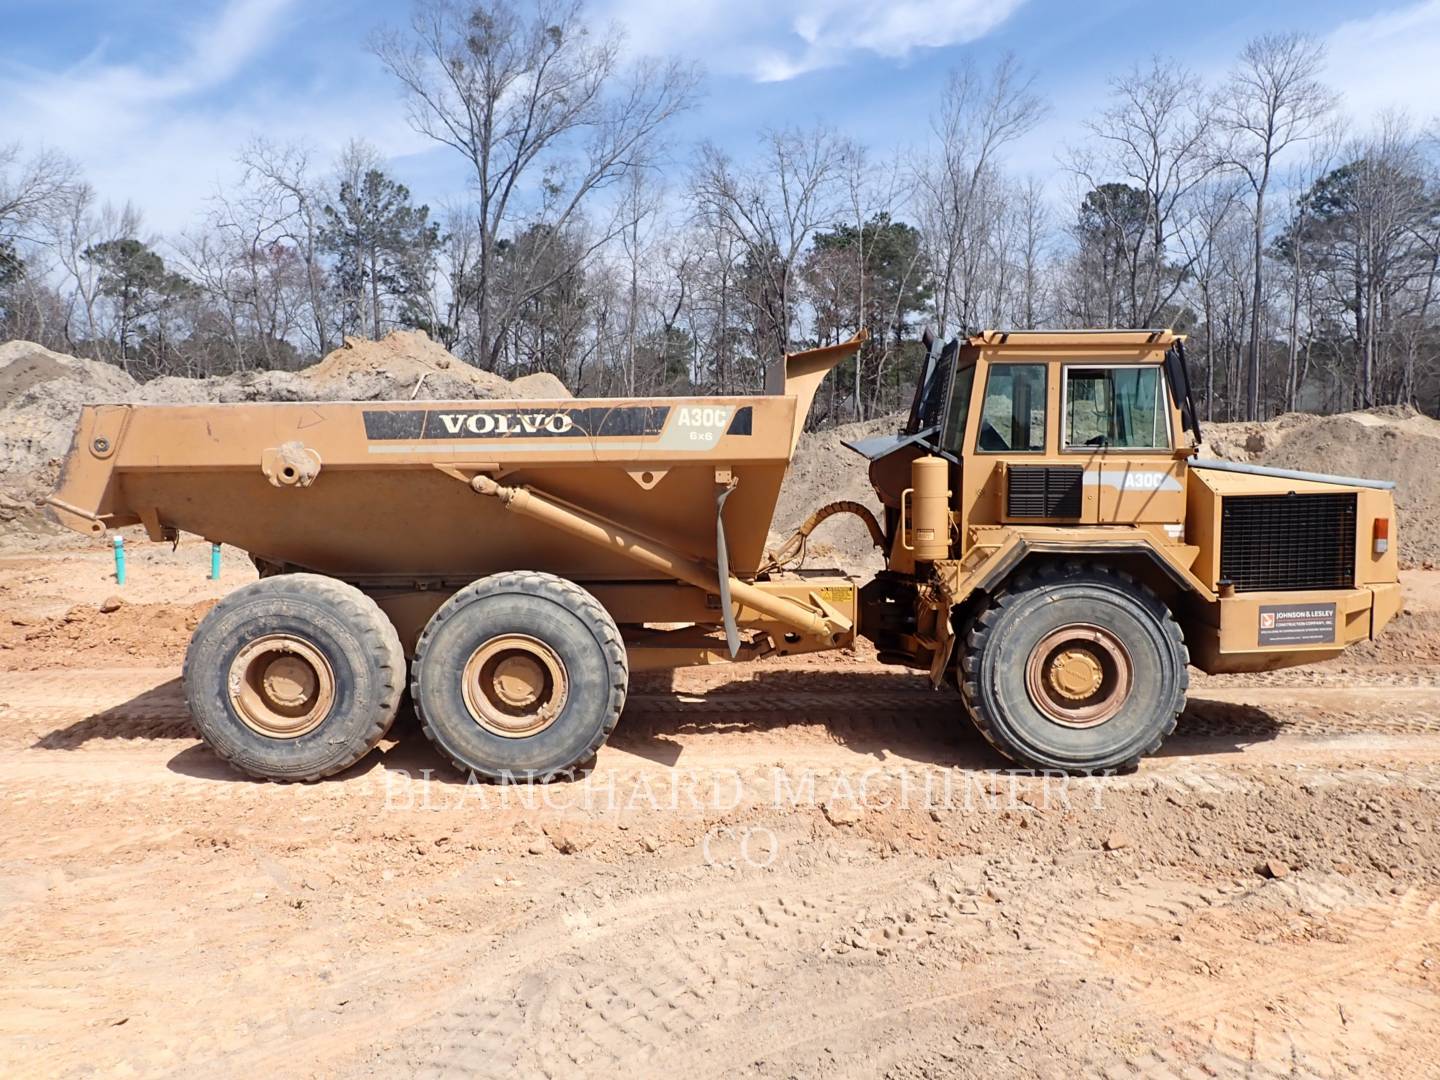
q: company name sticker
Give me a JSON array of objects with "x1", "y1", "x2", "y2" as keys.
[{"x1": 1258, "y1": 603, "x2": 1337, "y2": 645}]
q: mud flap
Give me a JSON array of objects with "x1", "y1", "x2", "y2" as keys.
[
  {"x1": 715, "y1": 482, "x2": 741, "y2": 659},
  {"x1": 928, "y1": 609, "x2": 956, "y2": 688}
]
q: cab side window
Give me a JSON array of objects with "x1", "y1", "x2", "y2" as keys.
[
  {"x1": 976, "y1": 364, "x2": 1047, "y2": 453},
  {"x1": 1064, "y1": 366, "x2": 1168, "y2": 450}
]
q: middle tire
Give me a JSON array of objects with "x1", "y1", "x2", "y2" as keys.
[{"x1": 410, "y1": 571, "x2": 628, "y2": 780}]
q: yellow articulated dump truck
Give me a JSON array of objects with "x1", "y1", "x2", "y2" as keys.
[{"x1": 48, "y1": 329, "x2": 1400, "y2": 780}]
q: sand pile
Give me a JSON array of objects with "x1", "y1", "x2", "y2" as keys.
[
  {"x1": 771, "y1": 415, "x2": 897, "y2": 574},
  {"x1": 1, "y1": 342, "x2": 143, "y2": 532},
  {"x1": 0, "y1": 331, "x2": 571, "y2": 534},
  {"x1": 0, "y1": 340, "x2": 138, "y2": 409},
  {"x1": 141, "y1": 330, "x2": 573, "y2": 405},
  {"x1": 1200, "y1": 406, "x2": 1440, "y2": 565}
]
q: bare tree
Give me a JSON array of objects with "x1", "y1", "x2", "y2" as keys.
[
  {"x1": 0, "y1": 144, "x2": 78, "y2": 244},
  {"x1": 1274, "y1": 133, "x2": 1339, "y2": 410},
  {"x1": 372, "y1": 0, "x2": 698, "y2": 367},
  {"x1": 237, "y1": 140, "x2": 336, "y2": 355},
  {"x1": 692, "y1": 127, "x2": 853, "y2": 364},
  {"x1": 917, "y1": 54, "x2": 1045, "y2": 335},
  {"x1": 1176, "y1": 179, "x2": 1245, "y2": 419},
  {"x1": 617, "y1": 168, "x2": 664, "y2": 395},
  {"x1": 1066, "y1": 58, "x2": 1215, "y2": 327},
  {"x1": 1217, "y1": 32, "x2": 1336, "y2": 419},
  {"x1": 418, "y1": 203, "x2": 482, "y2": 352},
  {"x1": 1012, "y1": 177, "x2": 1050, "y2": 328},
  {"x1": 49, "y1": 189, "x2": 142, "y2": 360}
]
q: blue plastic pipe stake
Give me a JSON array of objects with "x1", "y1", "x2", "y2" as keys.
[
  {"x1": 113, "y1": 535, "x2": 126, "y2": 586},
  {"x1": 210, "y1": 542, "x2": 221, "y2": 580}
]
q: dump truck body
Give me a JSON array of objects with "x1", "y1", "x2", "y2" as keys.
[
  {"x1": 52, "y1": 397, "x2": 790, "y2": 583},
  {"x1": 49, "y1": 340, "x2": 862, "y2": 671},
  {"x1": 48, "y1": 329, "x2": 1399, "y2": 781}
]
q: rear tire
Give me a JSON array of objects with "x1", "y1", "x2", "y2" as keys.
[
  {"x1": 960, "y1": 562, "x2": 1187, "y2": 772},
  {"x1": 183, "y1": 574, "x2": 405, "y2": 781},
  {"x1": 410, "y1": 571, "x2": 628, "y2": 781}
]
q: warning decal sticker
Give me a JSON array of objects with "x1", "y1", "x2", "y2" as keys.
[{"x1": 1258, "y1": 603, "x2": 1337, "y2": 646}]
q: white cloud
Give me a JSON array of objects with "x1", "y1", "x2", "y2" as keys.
[
  {"x1": 598, "y1": 0, "x2": 1025, "y2": 81},
  {"x1": 0, "y1": 0, "x2": 426, "y2": 234},
  {"x1": 1324, "y1": 0, "x2": 1440, "y2": 126}
]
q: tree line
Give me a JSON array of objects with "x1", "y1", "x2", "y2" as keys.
[{"x1": 2, "y1": 0, "x2": 1438, "y2": 426}]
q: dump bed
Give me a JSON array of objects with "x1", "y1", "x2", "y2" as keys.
[
  {"x1": 46, "y1": 338, "x2": 862, "y2": 585},
  {"x1": 49, "y1": 395, "x2": 792, "y2": 580}
]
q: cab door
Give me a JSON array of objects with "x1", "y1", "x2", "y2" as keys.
[
  {"x1": 1059, "y1": 364, "x2": 1185, "y2": 525},
  {"x1": 960, "y1": 360, "x2": 1089, "y2": 534}
]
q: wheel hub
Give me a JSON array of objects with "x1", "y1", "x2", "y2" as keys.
[
  {"x1": 462, "y1": 634, "x2": 569, "y2": 738},
  {"x1": 1024, "y1": 624, "x2": 1132, "y2": 728},
  {"x1": 229, "y1": 635, "x2": 335, "y2": 739},
  {"x1": 1047, "y1": 648, "x2": 1104, "y2": 701},
  {"x1": 262, "y1": 655, "x2": 317, "y2": 708}
]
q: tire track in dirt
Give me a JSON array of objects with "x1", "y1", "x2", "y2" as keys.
[
  {"x1": 392, "y1": 865, "x2": 938, "y2": 1078},
  {"x1": 713, "y1": 875, "x2": 1440, "y2": 1078},
  {"x1": 188, "y1": 864, "x2": 927, "y2": 1078},
  {"x1": 1040, "y1": 880, "x2": 1440, "y2": 1077},
  {"x1": 622, "y1": 872, "x2": 1258, "y2": 1076}
]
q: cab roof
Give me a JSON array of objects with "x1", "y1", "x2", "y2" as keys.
[{"x1": 967, "y1": 328, "x2": 1180, "y2": 349}]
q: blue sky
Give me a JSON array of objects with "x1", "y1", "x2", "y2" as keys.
[{"x1": 3, "y1": 0, "x2": 1438, "y2": 234}]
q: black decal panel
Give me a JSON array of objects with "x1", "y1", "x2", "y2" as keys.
[
  {"x1": 362, "y1": 405, "x2": 671, "y2": 440},
  {"x1": 726, "y1": 406, "x2": 753, "y2": 436},
  {"x1": 363, "y1": 411, "x2": 425, "y2": 440}
]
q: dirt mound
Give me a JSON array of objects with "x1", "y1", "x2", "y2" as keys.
[
  {"x1": 772, "y1": 416, "x2": 898, "y2": 575},
  {"x1": 137, "y1": 331, "x2": 576, "y2": 406},
  {"x1": 0, "y1": 332, "x2": 572, "y2": 534},
  {"x1": 296, "y1": 330, "x2": 521, "y2": 400},
  {"x1": 0, "y1": 599, "x2": 214, "y2": 669},
  {"x1": 0, "y1": 340, "x2": 139, "y2": 409},
  {"x1": 1201, "y1": 406, "x2": 1440, "y2": 565},
  {"x1": 0, "y1": 342, "x2": 144, "y2": 534},
  {"x1": 511, "y1": 371, "x2": 570, "y2": 399}
]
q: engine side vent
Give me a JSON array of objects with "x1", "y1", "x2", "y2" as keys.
[
  {"x1": 1220, "y1": 492, "x2": 1356, "y2": 592},
  {"x1": 1006, "y1": 465, "x2": 1083, "y2": 519}
]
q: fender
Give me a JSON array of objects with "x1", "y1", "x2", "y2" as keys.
[{"x1": 945, "y1": 526, "x2": 1212, "y2": 607}]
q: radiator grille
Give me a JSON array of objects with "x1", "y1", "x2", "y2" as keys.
[
  {"x1": 1220, "y1": 493, "x2": 1356, "y2": 592},
  {"x1": 1007, "y1": 465, "x2": 1083, "y2": 519}
]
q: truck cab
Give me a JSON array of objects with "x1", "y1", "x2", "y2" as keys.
[
  {"x1": 851, "y1": 329, "x2": 1199, "y2": 569},
  {"x1": 848, "y1": 329, "x2": 1400, "y2": 770}
]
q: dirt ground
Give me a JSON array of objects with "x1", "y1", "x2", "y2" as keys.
[{"x1": 0, "y1": 533, "x2": 1438, "y2": 1079}]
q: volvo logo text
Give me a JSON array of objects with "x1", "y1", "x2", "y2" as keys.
[{"x1": 436, "y1": 412, "x2": 576, "y2": 436}]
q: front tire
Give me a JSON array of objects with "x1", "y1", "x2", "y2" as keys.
[
  {"x1": 960, "y1": 562, "x2": 1187, "y2": 772},
  {"x1": 183, "y1": 574, "x2": 406, "y2": 781},
  {"x1": 410, "y1": 571, "x2": 628, "y2": 781}
]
